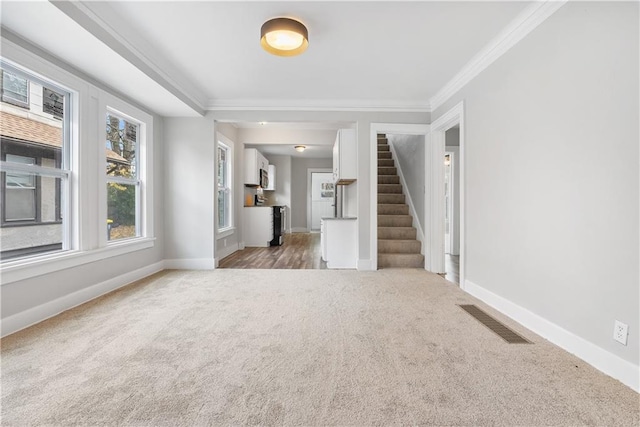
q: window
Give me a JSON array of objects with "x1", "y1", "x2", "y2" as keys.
[
  {"x1": 1, "y1": 69, "x2": 29, "y2": 108},
  {"x1": 106, "y1": 112, "x2": 140, "y2": 241},
  {"x1": 217, "y1": 139, "x2": 233, "y2": 231},
  {"x1": 0, "y1": 63, "x2": 70, "y2": 260}
]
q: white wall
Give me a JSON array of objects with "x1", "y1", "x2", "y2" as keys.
[
  {"x1": 432, "y1": 1, "x2": 638, "y2": 377},
  {"x1": 163, "y1": 117, "x2": 215, "y2": 267},
  {"x1": 291, "y1": 158, "x2": 333, "y2": 230},
  {"x1": 387, "y1": 134, "x2": 426, "y2": 235},
  {"x1": 263, "y1": 154, "x2": 292, "y2": 232},
  {"x1": 215, "y1": 123, "x2": 244, "y2": 261}
]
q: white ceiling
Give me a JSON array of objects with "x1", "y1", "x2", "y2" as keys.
[{"x1": 0, "y1": 1, "x2": 532, "y2": 117}]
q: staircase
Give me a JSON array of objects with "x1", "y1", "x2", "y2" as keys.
[{"x1": 377, "y1": 134, "x2": 425, "y2": 268}]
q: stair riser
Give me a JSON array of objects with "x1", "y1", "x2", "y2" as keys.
[
  {"x1": 378, "y1": 176, "x2": 400, "y2": 184},
  {"x1": 378, "y1": 227, "x2": 416, "y2": 240},
  {"x1": 378, "y1": 167, "x2": 397, "y2": 175},
  {"x1": 378, "y1": 152, "x2": 392, "y2": 159},
  {"x1": 378, "y1": 184, "x2": 403, "y2": 194},
  {"x1": 378, "y1": 240, "x2": 421, "y2": 254},
  {"x1": 378, "y1": 145, "x2": 390, "y2": 152},
  {"x1": 377, "y1": 215, "x2": 413, "y2": 227},
  {"x1": 378, "y1": 159, "x2": 395, "y2": 167},
  {"x1": 378, "y1": 254, "x2": 424, "y2": 268},
  {"x1": 378, "y1": 204, "x2": 409, "y2": 215},
  {"x1": 378, "y1": 194, "x2": 405, "y2": 204}
]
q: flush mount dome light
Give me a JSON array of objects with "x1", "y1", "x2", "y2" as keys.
[
  {"x1": 294, "y1": 145, "x2": 306, "y2": 152},
  {"x1": 261, "y1": 17, "x2": 309, "y2": 57}
]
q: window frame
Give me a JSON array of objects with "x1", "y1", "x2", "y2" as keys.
[
  {"x1": 105, "y1": 110, "x2": 141, "y2": 242},
  {"x1": 0, "y1": 68, "x2": 30, "y2": 109},
  {"x1": 0, "y1": 60, "x2": 71, "y2": 260},
  {"x1": 0, "y1": 45, "x2": 155, "y2": 285},
  {"x1": 99, "y1": 94, "x2": 153, "y2": 248},
  {"x1": 216, "y1": 135, "x2": 234, "y2": 235}
]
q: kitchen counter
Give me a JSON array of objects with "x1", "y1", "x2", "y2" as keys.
[{"x1": 321, "y1": 216, "x2": 357, "y2": 220}]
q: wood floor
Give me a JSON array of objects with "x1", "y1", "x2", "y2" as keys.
[{"x1": 218, "y1": 232, "x2": 327, "y2": 269}]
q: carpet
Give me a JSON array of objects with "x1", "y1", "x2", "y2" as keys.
[{"x1": 1, "y1": 269, "x2": 638, "y2": 425}]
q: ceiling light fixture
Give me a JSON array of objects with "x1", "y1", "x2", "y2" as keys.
[
  {"x1": 261, "y1": 17, "x2": 309, "y2": 57},
  {"x1": 294, "y1": 145, "x2": 306, "y2": 152}
]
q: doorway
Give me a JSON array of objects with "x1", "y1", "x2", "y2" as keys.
[
  {"x1": 430, "y1": 102, "x2": 465, "y2": 288},
  {"x1": 307, "y1": 169, "x2": 333, "y2": 231}
]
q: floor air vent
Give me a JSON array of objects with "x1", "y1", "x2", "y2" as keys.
[{"x1": 459, "y1": 304, "x2": 532, "y2": 344}]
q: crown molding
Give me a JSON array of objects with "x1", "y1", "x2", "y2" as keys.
[
  {"x1": 429, "y1": 0, "x2": 567, "y2": 112},
  {"x1": 206, "y1": 98, "x2": 431, "y2": 113},
  {"x1": 50, "y1": 0, "x2": 207, "y2": 116}
]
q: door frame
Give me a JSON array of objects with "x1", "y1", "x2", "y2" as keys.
[
  {"x1": 430, "y1": 101, "x2": 465, "y2": 287},
  {"x1": 306, "y1": 168, "x2": 332, "y2": 232},
  {"x1": 369, "y1": 123, "x2": 430, "y2": 271}
]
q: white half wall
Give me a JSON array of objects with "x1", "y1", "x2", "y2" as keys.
[{"x1": 432, "y1": 2, "x2": 639, "y2": 389}]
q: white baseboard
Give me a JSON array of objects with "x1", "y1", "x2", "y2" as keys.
[
  {"x1": 214, "y1": 243, "x2": 239, "y2": 267},
  {"x1": 164, "y1": 258, "x2": 215, "y2": 270},
  {"x1": 239, "y1": 241, "x2": 245, "y2": 250},
  {"x1": 1, "y1": 261, "x2": 165, "y2": 338},
  {"x1": 357, "y1": 259, "x2": 375, "y2": 271},
  {"x1": 465, "y1": 279, "x2": 639, "y2": 392},
  {"x1": 291, "y1": 227, "x2": 308, "y2": 233}
]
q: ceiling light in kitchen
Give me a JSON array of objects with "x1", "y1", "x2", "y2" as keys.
[{"x1": 294, "y1": 145, "x2": 306, "y2": 152}]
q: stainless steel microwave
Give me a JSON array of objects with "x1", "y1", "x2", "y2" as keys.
[{"x1": 260, "y1": 168, "x2": 269, "y2": 189}]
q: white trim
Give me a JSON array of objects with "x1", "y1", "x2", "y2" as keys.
[
  {"x1": 163, "y1": 258, "x2": 215, "y2": 270},
  {"x1": 50, "y1": 1, "x2": 206, "y2": 115},
  {"x1": 207, "y1": 98, "x2": 430, "y2": 113},
  {"x1": 370, "y1": 123, "x2": 430, "y2": 271},
  {"x1": 357, "y1": 259, "x2": 374, "y2": 271},
  {"x1": 465, "y1": 279, "x2": 639, "y2": 393},
  {"x1": 217, "y1": 227, "x2": 236, "y2": 239},
  {"x1": 1, "y1": 261, "x2": 164, "y2": 337},
  {"x1": 0, "y1": 238, "x2": 155, "y2": 285},
  {"x1": 291, "y1": 227, "x2": 308, "y2": 233},
  {"x1": 429, "y1": 102, "x2": 465, "y2": 285},
  {"x1": 214, "y1": 242, "x2": 239, "y2": 267},
  {"x1": 429, "y1": 1, "x2": 567, "y2": 112},
  {"x1": 387, "y1": 138, "x2": 425, "y2": 255}
]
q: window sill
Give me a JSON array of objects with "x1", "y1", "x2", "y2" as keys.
[
  {"x1": 0, "y1": 237, "x2": 156, "y2": 285},
  {"x1": 217, "y1": 227, "x2": 236, "y2": 239}
]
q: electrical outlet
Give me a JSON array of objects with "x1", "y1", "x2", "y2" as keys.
[{"x1": 613, "y1": 320, "x2": 628, "y2": 345}]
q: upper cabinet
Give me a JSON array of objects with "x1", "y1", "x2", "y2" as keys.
[
  {"x1": 245, "y1": 148, "x2": 269, "y2": 185},
  {"x1": 265, "y1": 164, "x2": 276, "y2": 191},
  {"x1": 333, "y1": 129, "x2": 357, "y2": 184}
]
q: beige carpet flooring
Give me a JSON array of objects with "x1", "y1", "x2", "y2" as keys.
[{"x1": 1, "y1": 269, "x2": 638, "y2": 426}]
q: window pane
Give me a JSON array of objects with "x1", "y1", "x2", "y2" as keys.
[
  {"x1": 0, "y1": 64, "x2": 70, "y2": 262},
  {"x1": 5, "y1": 187, "x2": 36, "y2": 220},
  {"x1": 107, "y1": 182, "x2": 137, "y2": 241},
  {"x1": 1, "y1": 70, "x2": 28, "y2": 106},
  {"x1": 1, "y1": 175, "x2": 63, "y2": 260},
  {"x1": 218, "y1": 146, "x2": 227, "y2": 187},
  {"x1": 43, "y1": 87, "x2": 64, "y2": 119},
  {"x1": 106, "y1": 114, "x2": 137, "y2": 178},
  {"x1": 218, "y1": 189, "x2": 230, "y2": 229}
]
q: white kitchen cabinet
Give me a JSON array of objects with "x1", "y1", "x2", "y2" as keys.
[
  {"x1": 243, "y1": 207, "x2": 273, "y2": 247},
  {"x1": 265, "y1": 164, "x2": 276, "y2": 191},
  {"x1": 245, "y1": 148, "x2": 269, "y2": 186},
  {"x1": 321, "y1": 217, "x2": 357, "y2": 268},
  {"x1": 333, "y1": 129, "x2": 357, "y2": 184}
]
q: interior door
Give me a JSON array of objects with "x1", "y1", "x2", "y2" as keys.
[{"x1": 310, "y1": 172, "x2": 334, "y2": 231}]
